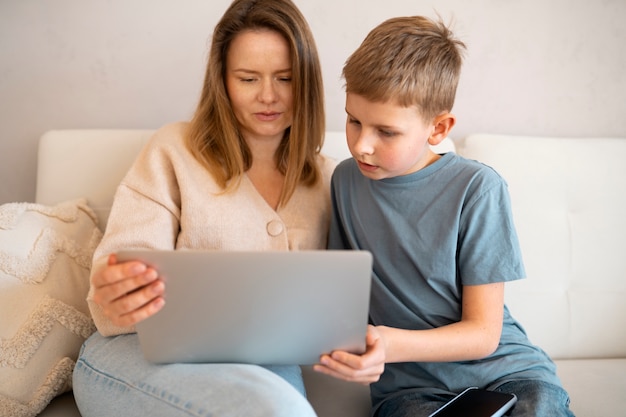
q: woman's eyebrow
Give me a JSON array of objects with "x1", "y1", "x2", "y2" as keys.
[{"x1": 231, "y1": 68, "x2": 292, "y2": 74}]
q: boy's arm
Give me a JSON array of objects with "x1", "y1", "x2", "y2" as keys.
[
  {"x1": 314, "y1": 282, "x2": 504, "y2": 384},
  {"x1": 383, "y1": 282, "x2": 504, "y2": 362}
]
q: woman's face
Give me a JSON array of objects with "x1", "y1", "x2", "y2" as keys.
[{"x1": 225, "y1": 29, "x2": 294, "y2": 145}]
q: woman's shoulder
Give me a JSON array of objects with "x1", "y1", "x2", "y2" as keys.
[
  {"x1": 125, "y1": 121, "x2": 203, "y2": 183},
  {"x1": 315, "y1": 153, "x2": 340, "y2": 186},
  {"x1": 146, "y1": 121, "x2": 190, "y2": 148},
  {"x1": 317, "y1": 153, "x2": 339, "y2": 173},
  {"x1": 134, "y1": 121, "x2": 196, "y2": 164}
]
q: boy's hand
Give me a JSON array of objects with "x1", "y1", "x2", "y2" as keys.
[{"x1": 313, "y1": 325, "x2": 386, "y2": 385}]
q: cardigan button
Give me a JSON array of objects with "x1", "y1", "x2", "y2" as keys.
[{"x1": 266, "y1": 220, "x2": 284, "y2": 236}]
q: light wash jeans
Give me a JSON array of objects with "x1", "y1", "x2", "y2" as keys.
[
  {"x1": 73, "y1": 332, "x2": 317, "y2": 417},
  {"x1": 374, "y1": 379, "x2": 574, "y2": 417}
]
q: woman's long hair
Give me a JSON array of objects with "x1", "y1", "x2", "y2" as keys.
[{"x1": 186, "y1": 0, "x2": 325, "y2": 207}]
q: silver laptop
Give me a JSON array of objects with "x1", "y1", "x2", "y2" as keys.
[{"x1": 116, "y1": 249, "x2": 372, "y2": 365}]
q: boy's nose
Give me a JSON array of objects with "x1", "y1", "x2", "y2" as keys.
[{"x1": 352, "y1": 133, "x2": 375, "y2": 155}]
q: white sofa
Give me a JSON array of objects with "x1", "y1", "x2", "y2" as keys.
[{"x1": 34, "y1": 130, "x2": 626, "y2": 417}]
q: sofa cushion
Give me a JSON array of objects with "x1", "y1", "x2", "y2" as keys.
[
  {"x1": 0, "y1": 199, "x2": 100, "y2": 417},
  {"x1": 555, "y1": 358, "x2": 626, "y2": 416},
  {"x1": 460, "y1": 134, "x2": 626, "y2": 359}
]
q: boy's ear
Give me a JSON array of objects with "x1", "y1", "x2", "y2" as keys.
[{"x1": 428, "y1": 113, "x2": 456, "y2": 146}]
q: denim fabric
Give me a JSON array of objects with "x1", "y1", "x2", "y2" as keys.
[
  {"x1": 72, "y1": 332, "x2": 316, "y2": 417},
  {"x1": 494, "y1": 380, "x2": 574, "y2": 417},
  {"x1": 374, "y1": 380, "x2": 574, "y2": 417}
]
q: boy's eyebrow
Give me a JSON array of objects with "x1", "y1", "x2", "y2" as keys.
[{"x1": 345, "y1": 108, "x2": 399, "y2": 131}]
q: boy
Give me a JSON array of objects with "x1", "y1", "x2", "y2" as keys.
[{"x1": 313, "y1": 16, "x2": 574, "y2": 416}]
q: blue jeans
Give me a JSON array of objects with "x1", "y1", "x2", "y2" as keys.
[
  {"x1": 375, "y1": 380, "x2": 574, "y2": 417},
  {"x1": 72, "y1": 332, "x2": 316, "y2": 417}
]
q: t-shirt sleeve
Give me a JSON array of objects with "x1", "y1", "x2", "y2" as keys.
[{"x1": 457, "y1": 171, "x2": 526, "y2": 285}]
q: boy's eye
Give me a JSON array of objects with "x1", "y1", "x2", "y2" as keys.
[
  {"x1": 348, "y1": 117, "x2": 361, "y2": 126},
  {"x1": 379, "y1": 129, "x2": 396, "y2": 137}
]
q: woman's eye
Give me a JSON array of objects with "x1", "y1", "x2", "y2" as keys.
[{"x1": 278, "y1": 76, "x2": 292, "y2": 82}]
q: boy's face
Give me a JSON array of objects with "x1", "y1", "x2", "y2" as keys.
[{"x1": 345, "y1": 93, "x2": 439, "y2": 180}]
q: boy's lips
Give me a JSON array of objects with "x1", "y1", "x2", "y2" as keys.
[{"x1": 357, "y1": 160, "x2": 378, "y2": 172}]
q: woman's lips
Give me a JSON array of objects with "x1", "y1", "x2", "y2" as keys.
[{"x1": 255, "y1": 112, "x2": 281, "y2": 121}]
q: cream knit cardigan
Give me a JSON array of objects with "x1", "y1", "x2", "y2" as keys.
[{"x1": 88, "y1": 122, "x2": 338, "y2": 336}]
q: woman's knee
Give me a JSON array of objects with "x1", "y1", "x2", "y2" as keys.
[{"x1": 72, "y1": 334, "x2": 316, "y2": 417}]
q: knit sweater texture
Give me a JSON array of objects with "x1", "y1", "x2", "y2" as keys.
[{"x1": 88, "y1": 122, "x2": 337, "y2": 336}]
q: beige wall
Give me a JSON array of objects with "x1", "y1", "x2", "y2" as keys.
[{"x1": 1, "y1": 0, "x2": 625, "y2": 204}]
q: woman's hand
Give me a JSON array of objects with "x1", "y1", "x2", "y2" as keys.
[
  {"x1": 313, "y1": 325, "x2": 387, "y2": 385},
  {"x1": 90, "y1": 254, "x2": 165, "y2": 328}
]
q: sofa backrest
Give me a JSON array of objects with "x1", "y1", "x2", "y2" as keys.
[
  {"x1": 460, "y1": 134, "x2": 626, "y2": 360},
  {"x1": 35, "y1": 129, "x2": 454, "y2": 227},
  {"x1": 36, "y1": 130, "x2": 154, "y2": 227},
  {"x1": 37, "y1": 129, "x2": 625, "y2": 360}
]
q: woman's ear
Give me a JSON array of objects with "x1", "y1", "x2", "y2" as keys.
[{"x1": 428, "y1": 113, "x2": 456, "y2": 146}]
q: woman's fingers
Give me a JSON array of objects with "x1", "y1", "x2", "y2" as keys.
[
  {"x1": 93, "y1": 261, "x2": 152, "y2": 296},
  {"x1": 91, "y1": 258, "x2": 165, "y2": 326},
  {"x1": 107, "y1": 280, "x2": 166, "y2": 327}
]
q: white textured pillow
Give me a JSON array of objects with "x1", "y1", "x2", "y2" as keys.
[{"x1": 0, "y1": 198, "x2": 101, "y2": 417}]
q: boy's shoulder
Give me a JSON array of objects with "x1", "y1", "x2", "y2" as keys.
[
  {"x1": 453, "y1": 153, "x2": 507, "y2": 182},
  {"x1": 335, "y1": 156, "x2": 356, "y2": 169},
  {"x1": 331, "y1": 157, "x2": 371, "y2": 187},
  {"x1": 332, "y1": 157, "x2": 358, "y2": 177}
]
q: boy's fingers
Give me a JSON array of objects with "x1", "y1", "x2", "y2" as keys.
[{"x1": 315, "y1": 354, "x2": 381, "y2": 384}]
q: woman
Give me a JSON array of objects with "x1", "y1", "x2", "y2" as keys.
[{"x1": 72, "y1": 1, "x2": 334, "y2": 416}]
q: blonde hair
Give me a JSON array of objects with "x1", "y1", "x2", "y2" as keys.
[
  {"x1": 187, "y1": 0, "x2": 325, "y2": 207},
  {"x1": 343, "y1": 16, "x2": 465, "y2": 122}
]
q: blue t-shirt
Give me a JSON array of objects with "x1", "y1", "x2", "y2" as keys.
[{"x1": 328, "y1": 153, "x2": 561, "y2": 411}]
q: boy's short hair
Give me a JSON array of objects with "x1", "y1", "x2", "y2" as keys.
[{"x1": 343, "y1": 15, "x2": 466, "y2": 122}]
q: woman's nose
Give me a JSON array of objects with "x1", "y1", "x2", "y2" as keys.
[{"x1": 258, "y1": 79, "x2": 278, "y2": 103}]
